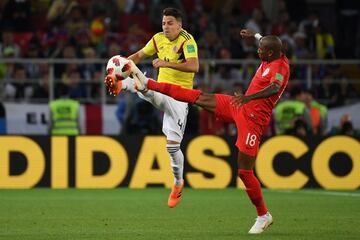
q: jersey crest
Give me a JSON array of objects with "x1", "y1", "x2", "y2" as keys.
[{"x1": 262, "y1": 68, "x2": 270, "y2": 77}]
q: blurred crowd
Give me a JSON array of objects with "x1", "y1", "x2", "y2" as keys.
[
  {"x1": 117, "y1": 87, "x2": 360, "y2": 138},
  {"x1": 0, "y1": 0, "x2": 359, "y2": 137}
]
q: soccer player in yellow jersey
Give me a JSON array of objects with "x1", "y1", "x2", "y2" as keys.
[
  {"x1": 110, "y1": 7, "x2": 199, "y2": 208},
  {"x1": 130, "y1": 8, "x2": 198, "y2": 90}
]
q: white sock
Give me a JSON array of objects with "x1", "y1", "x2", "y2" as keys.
[
  {"x1": 121, "y1": 77, "x2": 137, "y2": 93},
  {"x1": 166, "y1": 144, "x2": 184, "y2": 186},
  {"x1": 137, "y1": 90, "x2": 164, "y2": 110}
]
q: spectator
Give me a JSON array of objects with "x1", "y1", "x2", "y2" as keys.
[
  {"x1": 24, "y1": 36, "x2": 43, "y2": 79},
  {"x1": 228, "y1": 24, "x2": 245, "y2": 59},
  {"x1": 330, "y1": 114, "x2": 360, "y2": 137},
  {"x1": 5, "y1": 64, "x2": 33, "y2": 101},
  {"x1": 2, "y1": 0, "x2": 32, "y2": 31},
  {"x1": 313, "y1": 22, "x2": 335, "y2": 59},
  {"x1": 75, "y1": 30, "x2": 93, "y2": 55},
  {"x1": 199, "y1": 31, "x2": 223, "y2": 58},
  {"x1": 104, "y1": 42, "x2": 125, "y2": 59},
  {"x1": 339, "y1": 77, "x2": 359, "y2": 102},
  {"x1": 46, "y1": 30, "x2": 69, "y2": 58},
  {"x1": 55, "y1": 44, "x2": 78, "y2": 79},
  {"x1": 210, "y1": 65, "x2": 237, "y2": 93},
  {"x1": 47, "y1": 0, "x2": 77, "y2": 27},
  {"x1": 89, "y1": 11, "x2": 107, "y2": 45},
  {"x1": 122, "y1": 22, "x2": 150, "y2": 56},
  {"x1": 0, "y1": 46, "x2": 16, "y2": 81},
  {"x1": 89, "y1": 70, "x2": 102, "y2": 99},
  {"x1": 58, "y1": 64, "x2": 83, "y2": 99},
  {"x1": 298, "y1": 10, "x2": 319, "y2": 35},
  {"x1": 239, "y1": 52, "x2": 257, "y2": 88},
  {"x1": 286, "y1": 118, "x2": 308, "y2": 137},
  {"x1": 64, "y1": 5, "x2": 88, "y2": 39},
  {"x1": 279, "y1": 21, "x2": 297, "y2": 54},
  {"x1": 32, "y1": 71, "x2": 49, "y2": 101},
  {"x1": 271, "y1": 10, "x2": 290, "y2": 35},
  {"x1": 335, "y1": 0, "x2": 360, "y2": 58},
  {"x1": 125, "y1": 99, "x2": 161, "y2": 134},
  {"x1": 80, "y1": 47, "x2": 99, "y2": 83},
  {"x1": 0, "y1": 31, "x2": 21, "y2": 58},
  {"x1": 293, "y1": 31, "x2": 312, "y2": 59},
  {"x1": 303, "y1": 89, "x2": 328, "y2": 135},
  {"x1": 274, "y1": 88, "x2": 312, "y2": 134},
  {"x1": 49, "y1": 86, "x2": 80, "y2": 135},
  {"x1": 0, "y1": 0, "x2": 358, "y2": 109},
  {"x1": 210, "y1": 48, "x2": 240, "y2": 92},
  {"x1": 315, "y1": 73, "x2": 346, "y2": 107},
  {"x1": 245, "y1": 8, "x2": 263, "y2": 34},
  {"x1": 67, "y1": 69, "x2": 87, "y2": 99}
]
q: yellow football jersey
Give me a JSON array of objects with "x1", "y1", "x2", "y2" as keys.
[{"x1": 142, "y1": 29, "x2": 198, "y2": 89}]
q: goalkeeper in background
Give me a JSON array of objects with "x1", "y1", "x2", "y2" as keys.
[{"x1": 110, "y1": 7, "x2": 199, "y2": 208}]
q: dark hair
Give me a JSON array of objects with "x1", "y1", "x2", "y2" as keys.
[
  {"x1": 303, "y1": 88, "x2": 315, "y2": 96},
  {"x1": 290, "y1": 87, "x2": 302, "y2": 98},
  {"x1": 341, "y1": 121, "x2": 353, "y2": 135},
  {"x1": 14, "y1": 64, "x2": 26, "y2": 72},
  {"x1": 163, "y1": 7, "x2": 182, "y2": 21}
]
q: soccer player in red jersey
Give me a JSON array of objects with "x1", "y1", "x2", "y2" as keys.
[
  {"x1": 106, "y1": 29, "x2": 289, "y2": 234},
  {"x1": 126, "y1": 30, "x2": 290, "y2": 234}
]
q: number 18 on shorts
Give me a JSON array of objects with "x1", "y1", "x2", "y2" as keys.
[{"x1": 235, "y1": 114, "x2": 262, "y2": 157}]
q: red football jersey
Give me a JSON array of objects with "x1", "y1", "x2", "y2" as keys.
[{"x1": 243, "y1": 54, "x2": 290, "y2": 125}]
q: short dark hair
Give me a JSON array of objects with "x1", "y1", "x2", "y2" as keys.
[{"x1": 163, "y1": 7, "x2": 182, "y2": 21}]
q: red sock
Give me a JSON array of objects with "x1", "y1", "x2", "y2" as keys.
[
  {"x1": 238, "y1": 169, "x2": 268, "y2": 216},
  {"x1": 147, "y1": 79, "x2": 202, "y2": 104}
]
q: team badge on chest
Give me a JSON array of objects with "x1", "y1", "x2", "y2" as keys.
[
  {"x1": 173, "y1": 46, "x2": 178, "y2": 53},
  {"x1": 262, "y1": 68, "x2": 270, "y2": 77}
]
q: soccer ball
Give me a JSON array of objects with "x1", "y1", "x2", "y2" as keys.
[{"x1": 106, "y1": 55, "x2": 132, "y2": 81}]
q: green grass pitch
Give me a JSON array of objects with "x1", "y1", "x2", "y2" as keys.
[{"x1": 0, "y1": 189, "x2": 359, "y2": 239}]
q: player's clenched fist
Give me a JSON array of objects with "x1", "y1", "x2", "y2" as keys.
[
  {"x1": 230, "y1": 91, "x2": 251, "y2": 107},
  {"x1": 240, "y1": 29, "x2": 256, "y2": 38}
]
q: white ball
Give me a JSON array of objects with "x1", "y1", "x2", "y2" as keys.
[{"x1": 106, "y1": 55, "x2": 132, "y2": 81}]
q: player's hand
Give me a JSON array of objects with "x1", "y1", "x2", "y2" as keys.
[
  {"x1": 230, "y1": 91, "x2": 251, "y2": 107},
  {"x1": 104, "y1": 75, "x2": 121, "y2": 96},
  {"x1": 152, "y1": 58, "x2": 168, "y2": 68},
  {"x1": 240, "y1": 29, "x2": 255, "y2": 38}
]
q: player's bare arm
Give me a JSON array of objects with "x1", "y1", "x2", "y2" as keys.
[
  {"x1": 230, "y1": 83, "x2": 281, "y2": 107},
  {"x1": 128, "y1": 49, "x2": 147, "y2": 64},
  {"x1": 152, "y1": 57, "x2": 199, "y2": 73}
]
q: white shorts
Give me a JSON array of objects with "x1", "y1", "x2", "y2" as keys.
[{"x1": 138, "y1": 91, "x2": 188, "y2": 142}]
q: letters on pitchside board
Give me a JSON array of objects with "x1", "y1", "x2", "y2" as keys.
[{"x1": 0, "y1": 135, "x2": 359, "y2": 189}]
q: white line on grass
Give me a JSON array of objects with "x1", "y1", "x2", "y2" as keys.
[{"x1": 265, "y1": 189, "x2": 360, "y2": 197}]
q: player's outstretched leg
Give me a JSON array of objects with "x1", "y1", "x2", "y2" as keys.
[
  {"x1": 130, "y1": 60, "x2": 148, "y2": 92},
  {"x1": 130, "y1": 61, "x2": 202, "y2": 104},
  {"x1": 137, "y1": 91, "x2": 165, "y2": 110},
  {"x1": 104, "y1": 75, "x2": 137, "y2": 95}
]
